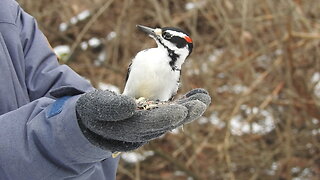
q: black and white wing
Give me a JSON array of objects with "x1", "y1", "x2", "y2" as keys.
[{"x1": 125, "y1": 62, "x2": 132, "y2": 83}]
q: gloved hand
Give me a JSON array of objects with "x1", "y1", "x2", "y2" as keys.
[{"x1": 76, "y1": 88, "x2": 211, "y2": 152}]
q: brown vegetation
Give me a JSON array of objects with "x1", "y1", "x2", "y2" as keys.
[{"x1": 18, "y1": 0, "x2": 320, "y2": 179}]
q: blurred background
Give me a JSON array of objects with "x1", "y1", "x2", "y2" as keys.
[{"x1": 17, "y1": 0, "x2": 320, "y2": 179}]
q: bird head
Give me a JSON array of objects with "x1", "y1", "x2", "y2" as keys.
[{"x1": 136, "y1": 25, "x2": 193, "y2": 57}]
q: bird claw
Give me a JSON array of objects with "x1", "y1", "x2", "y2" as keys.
[{"x1": 136, "y1": 97, "x2": 169, "y2": 110}]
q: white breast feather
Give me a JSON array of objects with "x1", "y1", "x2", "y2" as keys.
[{"x1": 123, "y1": 48, "x2": 180, "y2": 101}]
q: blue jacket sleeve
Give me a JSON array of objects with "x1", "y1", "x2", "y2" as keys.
[
  {"x1": 0, "y1": 96, "x2": 111, "y2": 179},
  {"x1": 0, "y1": 1, "x2": 116, "y2": 179},
  {"x1": 18, "y1": 3, "x2": 93, "y2": 100}
]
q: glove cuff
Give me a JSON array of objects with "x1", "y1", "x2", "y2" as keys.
[{"x1": 77, "y1": 116, "x2": 146, "y2": 152}]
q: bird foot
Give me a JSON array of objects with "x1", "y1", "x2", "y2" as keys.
[{"x1": 136, "y1": 97, "x2": 168, "y2": 110}]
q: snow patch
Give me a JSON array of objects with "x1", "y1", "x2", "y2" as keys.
[
  {"x1": 107, "y1": 31, "x2": 117, "y2": 41},
  {"x1": 198, "y1": 112, "x2": 226, "y2": 129},
  {"x1": 217, "y1": 84, "x2": 248, "y2": 94},
  {"x1": 94, "y1": 51, "x2": 107, "y2": 66},
  {"x1": 265, "y1": 162, "x2": 278, "y2": 176},
  {"x1": 53, "y1": 45, "x2": 70, "y2": 62},
  {"x1": 208, "y1": 49, "x2": 224, "y2": 63},
  {"x1": 121, "y1": 151, "x2": 154, "y2": 163},
  {"x1": 88, "y1": 37, "x2": 101, "y2": 48},
  {"x1": 59, "y1": 9, "x2": 91, "y2": 32},
  {"x1": 77, "y1": 10, "x2": 91, "y2": 21},
  {"x1": 59, "y1": 22, "x2": 68, "y2": 32},
  {"x1": 230, "y1": 105, "x2": 275, "y2": 135},
  {"x1": 185, "y1": 1, "x2": 206, "y2": 10},
  {"x1": 209, "y1": 112, "x2": 226, "y2": 129},
  {"x1": 80, "y1": 42, "x2": 88, "y2": 50},
  {"x1": 311, "y1": 72, "x2": 320, "y2": 97}
]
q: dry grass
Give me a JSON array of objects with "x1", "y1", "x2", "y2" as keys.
[{"x1": 18, "y1": 0, "x2": 320, "y2": 179}]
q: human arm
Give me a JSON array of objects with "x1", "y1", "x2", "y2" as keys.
[{"x1": 0, "y1": 1, "x2": 115, "y2": 179}]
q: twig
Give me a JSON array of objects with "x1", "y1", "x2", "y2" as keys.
[
  {"x1": 117, "y1": 165, "x2": 135, "y2": 179},
  {"x1": 291, "y1": 32, "x2": 320, "y2": 39},
  {"x1": 66, "y1": 0, "x2": 114, "y2": 62},
  {"x1": 135, "y1": 161, "x2": 140, "y2": 180},
  {"x1": 230, "y1": 33, "x2": 289, "y2": 71},
  {"x1": 149, "y1": 143, "x2": 203, "y2": 180}
]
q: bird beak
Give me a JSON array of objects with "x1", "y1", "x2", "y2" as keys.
[{"x1": 136, "y1": 25, "x2": 162, "y2": 38}]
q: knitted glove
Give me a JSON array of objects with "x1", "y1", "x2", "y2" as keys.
[{"x1": 76, "y1": 88, "x2": 211, "y2": 152}]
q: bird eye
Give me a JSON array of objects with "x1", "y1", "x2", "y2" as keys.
[{"x1": 162, "y1": 32, "x2": 172, "y2": 39}]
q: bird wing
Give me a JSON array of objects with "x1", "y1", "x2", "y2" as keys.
[
  {"x1": 125, "y1": 62, "x2": 132, "y2": 83},
  {"x1": 169, "y1": 69, "x2": 181, "y2": 101}
]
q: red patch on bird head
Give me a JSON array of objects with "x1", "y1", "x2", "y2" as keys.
[{"x1": 184, "y1": 36, "x2": 193, "y2": 43}]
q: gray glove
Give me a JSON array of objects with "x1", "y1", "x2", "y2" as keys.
[{"x1": 76, "y1": 88, "x2": 211, "y2": 152}]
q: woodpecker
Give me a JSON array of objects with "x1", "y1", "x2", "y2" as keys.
[{"x1": 123, "y1": 25, "x2": 193, "y2": 101}]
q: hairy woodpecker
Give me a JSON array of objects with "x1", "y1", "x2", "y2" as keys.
[{"x1": 123, "y1": 25, "x2": 193, "y2": 101}]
